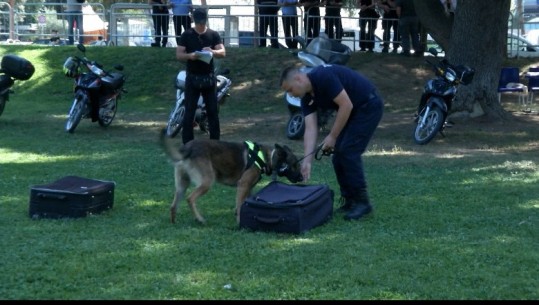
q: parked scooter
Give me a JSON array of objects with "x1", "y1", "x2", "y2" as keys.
[
  {"x1": 413, "y1": 48, "x2": 474, "y2": 145},
  {"x1": 285, "y1": 34, "x2": 351, "y2": 139},
  {"x1": 165, "y1": 68, "x2": 232, "y2": 138},
  {"x1": 63, "y1": 44, "x2": 127, "y2": 133},
  {"x1": 0, "y1": 55, "x2": 35, "y2": 118}
]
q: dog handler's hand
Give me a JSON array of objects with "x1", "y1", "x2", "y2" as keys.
[
  {"x1": 322, "y1": 135, "x2": 336, "y2": 154},
  {"x1": 301, "y1": 161, "x2": 312, "y2": 183},
  {"x1": 189, "y1": 52, "x2": 200, "y2": 61}
]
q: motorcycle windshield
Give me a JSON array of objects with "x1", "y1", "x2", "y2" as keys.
[
  {"x1": 426, "y1": 79, "x2": 452, "y2": 95},
  {"x1": 78, "y1": 73, "x2": 100, "y2": 89}
]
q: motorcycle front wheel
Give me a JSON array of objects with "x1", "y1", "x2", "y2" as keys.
[
  {"x1": 166, "y1": 104, "x2": 185, "y2": 138},
  {"x1": 413, "y1": 106, "x2": 444, "y2": 145},
  {"x1": 65, "y1": 97, "x2": 85, "y2": 133},
  {"x1": 286, "y1": 111, "x2": 305, "y2": 140},
  {"x1": 98, "y1": 97, "x2": 118, "y2": 127},
  {"x1": 0, "y1": 95, "x2": 6, "y2": 118}
]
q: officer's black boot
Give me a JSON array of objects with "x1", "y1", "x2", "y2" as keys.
[
  {"x1": 336, "y1": 197, "x2": 354, "y2": 213},
  {"x1": 344, "y1": 189, "x2": 373, "y2": 221}
]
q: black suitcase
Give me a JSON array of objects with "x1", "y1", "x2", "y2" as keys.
[
  {"x1": 240, "y1": 181, "x2": 334, "y2": 234},
  {"x1": 1, "y1": 54, "x2": 35, "y2": 81},
  {"x1": 29, "y1": 176, "x2": 115, "y2": 219}
]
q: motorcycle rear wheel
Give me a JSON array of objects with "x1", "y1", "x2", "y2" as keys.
[
  {"x1": 286, "y1": 111, "x2": 305, "y2": 140},
  {"x1": 413, "y1": 106, "x2": 444, "y2": 145},
  {"x1": 198, "y1": 116, "x2": 209, "y2": 134},
  {"x1": 98, "y1": 97, "x2": 118, "y2": 127},
  {"x1": 0, "y1": 95, "x2": 6, "y2": 118},
  {"x1": 166, "y1": 104, "x2": 185, "y2": 138},
  {"x1": 65, "y1": 97, "x2": 84, "y2": 133},
  {"x1": 197, "y1": 103, "x2": 220, "y2": 134}
]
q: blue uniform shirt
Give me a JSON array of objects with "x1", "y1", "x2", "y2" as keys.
[
  {"x1": 170, "y1": 0, "x2": 192, "y2": 16},
  {"x1": 279, "y1": 0, "x2": 298, "y2": 15},
  {"x1": 302, "y1": 64, "x2": 377, "y2": 116}
]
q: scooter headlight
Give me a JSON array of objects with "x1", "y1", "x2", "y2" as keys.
[{"x1": 444, "y1": 68, "x2": 457, "y2": 82}]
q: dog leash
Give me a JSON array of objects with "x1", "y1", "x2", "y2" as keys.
[
  {"x1": 304, "y1": 143, "x2": 333, "y2": 186},
  {"x1": 315, "y1": 144, "x2": 333, "y2": 160},
  {"x1": 295, "y1": 143, "x2": 333, "y2": 165}
]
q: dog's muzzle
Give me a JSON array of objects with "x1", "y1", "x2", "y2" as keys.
[{"x1": 277, "y1": 164, "x2": 303, "y2": 183}]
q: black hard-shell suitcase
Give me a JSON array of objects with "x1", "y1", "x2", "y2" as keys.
[
  {"x1": 240, "y1": 181, "x2": 334, "y2": 234},
  {"x1": 29, "y1": 176, "x2": 115, "y2": 219},
  {"x1": 1, "y1": 54, "x2": 35, "y2": 80}
]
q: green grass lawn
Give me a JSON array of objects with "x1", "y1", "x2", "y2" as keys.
[{"x1": 0, "y1": 45, "x2": 538, "y2": 300}]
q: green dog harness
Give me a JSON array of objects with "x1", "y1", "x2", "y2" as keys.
[{"x1": 244, "y1": 140, "x2": 269, "y2": 174}]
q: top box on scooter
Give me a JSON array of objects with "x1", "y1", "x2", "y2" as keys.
[
  {"x1": 1, "y1": 54, "x2": 35, "y2": 80},
  {"x1": 305, "y1": 35, "x2": 351, "y2": 66}
]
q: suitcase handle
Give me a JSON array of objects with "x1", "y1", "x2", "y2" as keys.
[
  {"x1": 37, "y1": 193, "x2": 67, "y2": 200},
  {"x1": 254, "y1": 215, "x2": 283, "y2": 224}
]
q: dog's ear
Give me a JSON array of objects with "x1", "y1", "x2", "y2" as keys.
[
  {"x1": 274, "y1": 143, "x2": 285, "y2": 156},
  {"x1": 283, "y1": 145, "x2": 293, "y2": 153}
]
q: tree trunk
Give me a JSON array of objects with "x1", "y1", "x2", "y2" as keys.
[{"x1": 415, "y1": 0, "x2": 514, "y2": 121}]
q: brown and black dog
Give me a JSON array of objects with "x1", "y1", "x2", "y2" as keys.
[{"x1": 160, "y1": 130, "x2": 303, "y2": 224}]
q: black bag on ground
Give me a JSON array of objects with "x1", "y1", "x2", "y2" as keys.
[
  {"x1": 189, "y1": 73, "x2": 215, "y2": 89},
  {"x1": 240, "y1": 181, "x2": 334, "y2": 234},
  {"x1": 29, "y1": 176, "x2": 115, "y2": 219},
  {"x1": 1, "y1": 54, "x2": 35, "y2": 80}
]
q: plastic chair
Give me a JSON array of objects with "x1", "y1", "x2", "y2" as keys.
[
  {"x1": 526, "y1": 66, "x2": 539, "y2": 110},
  {"x1": 498, "y1": 67, "x2": 528, "y2": 107}
]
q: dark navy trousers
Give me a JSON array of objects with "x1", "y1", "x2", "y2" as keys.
[
  {"x1": 182, "y1": 75, "x2": 220, "y2": 144},
  {"x1": 332, "y1": 93, "x2": 383, "y2": 200}
]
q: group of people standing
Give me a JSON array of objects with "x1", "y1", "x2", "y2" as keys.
[
  {"x1": 258, "y1": 0, "x2": 344, "y2": 49},
  {"x1": 356, "y1": 0, "x2": 421, "y2": 56},
  {"x1": 357, "y1": 0, "x2": 424, "y2": 56},
  {"x1": 149, "y1": 0, "x2": 421, "y2": 56},
  {"x1": 257, "y1": 0, "x2": 421, "y2": 56},
  {"x1": 148, "y1": 0, "x2": 196, "y2": 48}
]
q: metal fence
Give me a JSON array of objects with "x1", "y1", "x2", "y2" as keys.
[
  {"x1": 0, "y1": 2, "x2": 402, "y2": 51},
  {"x1": 0, "y1": 2, "x2": 373, "y2": 50},
  {"x1": 0, "y1": 2, "x2": 531, "y2": 56}
]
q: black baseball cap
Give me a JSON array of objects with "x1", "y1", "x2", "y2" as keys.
[{"x1": 192, "y1": 8, "x2": 208, "y2": 24}]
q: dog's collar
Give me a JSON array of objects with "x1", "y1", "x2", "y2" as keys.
[{"x1": 244, "y1": 141, "x2": 271, "y2": 175}]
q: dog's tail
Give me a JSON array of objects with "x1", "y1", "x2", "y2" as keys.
[{"x1": 159, "y1": 128, "x2": 185, "y2": 162}]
